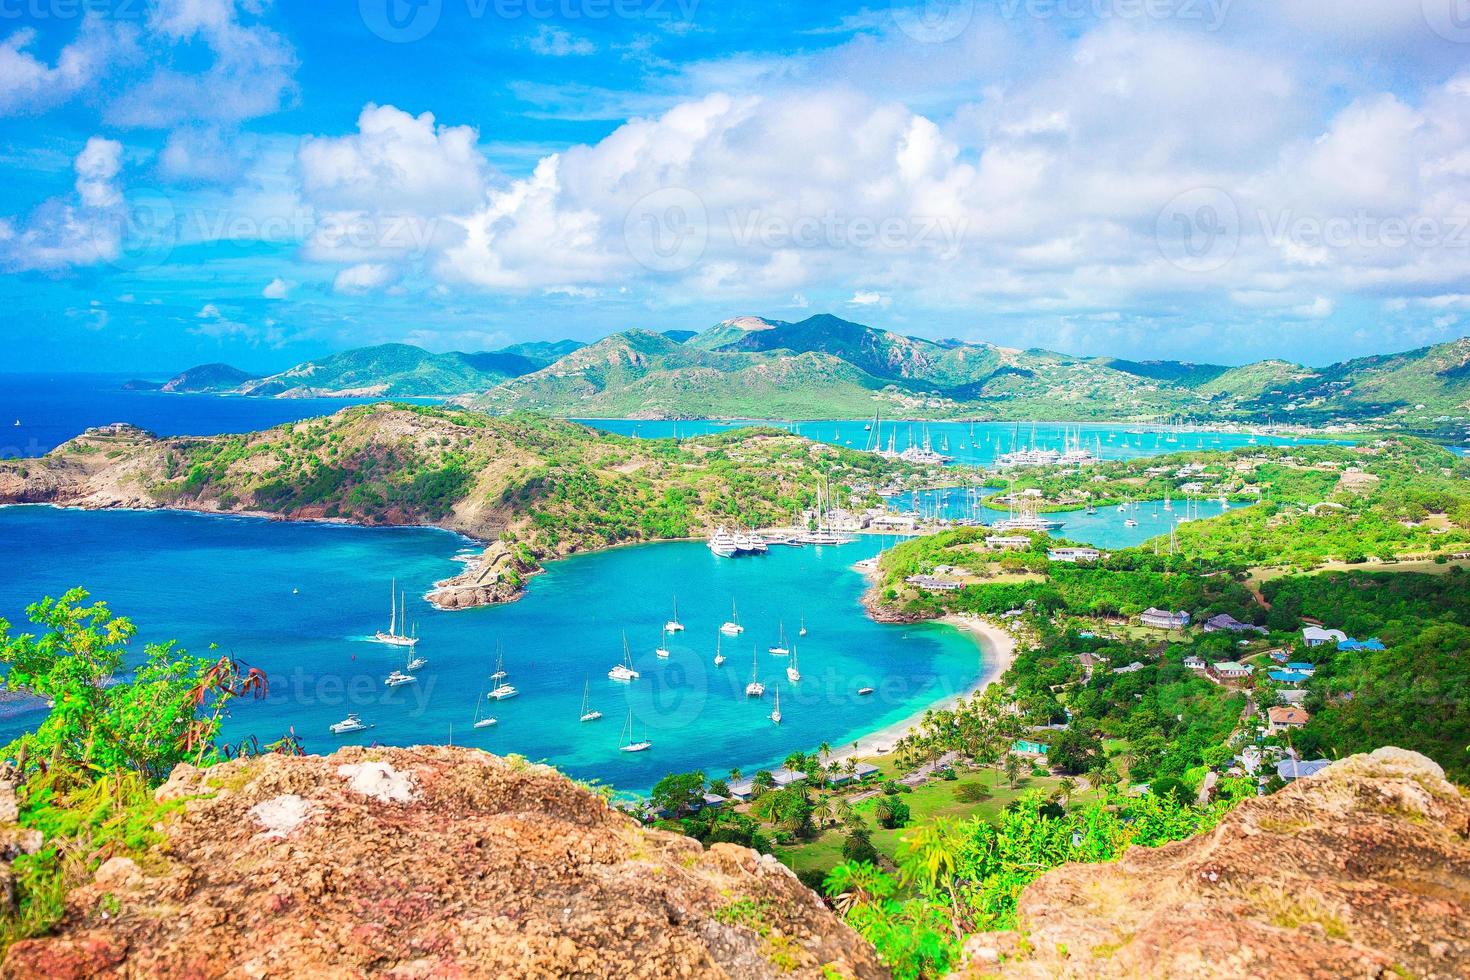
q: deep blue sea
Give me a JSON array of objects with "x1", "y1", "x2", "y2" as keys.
[{"x1": 0, "y1": 507, "x2": 983, "y2": 792}]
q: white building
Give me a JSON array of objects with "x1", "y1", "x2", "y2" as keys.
[{"x1": 1140, "y1": 608, "x2": 1191, "y2": 629}]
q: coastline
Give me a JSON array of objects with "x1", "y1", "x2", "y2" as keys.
[{"x1": 831, "y1": 614, "x2": 1016, "y2": 763}]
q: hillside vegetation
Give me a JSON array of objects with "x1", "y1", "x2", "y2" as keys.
[{"x1": 0, "y1": 404, "x2": 918, "y2": 603}]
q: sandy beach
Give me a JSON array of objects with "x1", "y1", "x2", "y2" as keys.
[{"x1": 831, "y1": 614, "x2": 1017, "y2": 762}]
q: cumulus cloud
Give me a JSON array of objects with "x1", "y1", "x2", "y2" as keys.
[
  {"x1": 0, "y1": 136, "x2": 127, "y2": 271},
  {"x1": 262, "y1": 277, "x2": 290, "y2": 299},
  {"x1": 333, "y1": 263, "x2": 398, "y2": 294},
  {"x1": 0, "y1": 17, "x2": 140, "y2": 117}
]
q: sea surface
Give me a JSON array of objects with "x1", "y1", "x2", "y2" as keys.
[
  {"x1": 0, "y1": 373, "x2": 417, "y2": 457},
  {"x1": 0, "y1": 506, "x2": 984, "y2": 793}
]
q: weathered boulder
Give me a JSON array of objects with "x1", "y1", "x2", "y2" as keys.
[
  {"x1": 954, "y1": 748, "x2": 1470, "y2": 979},
  {"x1": 2, "y1": 745, "x2": 884, "y2": 979}
]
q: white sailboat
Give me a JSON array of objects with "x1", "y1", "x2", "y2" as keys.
[
  {"x1": 713, "y1": 632, "x2": 727, "y2": 667},
  {"x1": 720, "y1": 600, "x2": 744, "y2": 635},
  {"x1": 786, "y1": 642, "x2": 801, "y2": 684},
  {"x1": 767, "y1": 621, "x2": 790, "y2": 656},
  {"x1": 490, "y1": 642, "x2": 508, "y2": 682},
  {"x1": 579, "y1": 680, "x2": 602, "y2": 722},
  {"x1": 656, "y1": 629, "x2": 671, "y2": 659},
  {"x1": 472, "y1": 686, "x2": 497, "y2": 729},
  {"x1": 744, "y1": 644, "x2": 765, "y2": 697},
  {"x1": 664, "y1": 595, "x2": 684, "y2": 633},
  {"x1": 373, "y1": 580, "x2": 419, "y2": 647},
  {"x1": 770, "y1": 688, "x2": 782, "y2": 725},
  {"x1": 619, "y1": 707, "x2": 652, "y2": 752},
  {"x1": 487, "y1": 681, "x2": 519, "y2": 700},
  {"x1": 798, "y1": 615, "x2": 807, "y2": 637},
  {"x1": 608, "y1": 633, "x2": 640, "y2": 682}
]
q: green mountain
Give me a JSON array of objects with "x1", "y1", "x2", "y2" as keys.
[
  {"x1": 123, "y1": 363, "x2": 262, "y2": 393},
  {"x1": 236, "y1": 344, "x2": 527, "y2": 398},
  {"x1": 468, "y1": 329, "x2": 889, "y2": 418},
  {"x1": 1245, "y1": 338, "x2": 1470, "y2": 424}
]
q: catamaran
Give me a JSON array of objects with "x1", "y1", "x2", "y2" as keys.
[
  {"x1": 744, "y1": 644, "x2": 765, "y2": 697},
  {"x1": 713, "y1": 632, "x2": 727, "y2": 667},
  {"x1": 384, "y1": 669, "x2": 416, "y2": 687},
  {"x1": 786, "y1": 643, "x2": 801, "y2": 684},
  {"x1": 488, "y1": 682, "x2": 519, "y2": 700},
  {"x1": 770, "y1": 689, "x2": 782, "y2": 725},
  {"x1": 329, "y1": 713, "x2": 371, "y2": 734},
  {"x1": 619, "y1": 708, "x2": 652, "y2": 752},
  {"x1": 664, "y1": 596, "x2": 684, "y2": 633},
  {"x1": 373, "y1": 580, "x2": 419, "y2": 647},
  {"x1": 608, "y1": 633, "x2": 640, "y2": 682},
  {"x1": 767, "y1": 621, "x2": 790, "y2": 656},
  {"x1": 720, "y1": 601, "x2": 744, "y2": 635},
  {"x1": 579, "y1": 680, "x2": 602, "y2": 722}
]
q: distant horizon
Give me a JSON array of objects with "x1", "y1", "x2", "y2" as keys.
[{"x1": 3, "y1": 313, "x2": 1466, "y2": 380}]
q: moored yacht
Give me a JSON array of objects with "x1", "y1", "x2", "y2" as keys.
[
  {"x1": 372, "y1": 580, "x2": 419, "y2": 647},
  {"x1": 619, "y1": 708, "x2": 652, "y2": 753},
  {"x1": 608, "y1": 634, "x2": 640, "y2": 681},
  {"x1": 767, "y1": 621, "x2": 790, "y2": 656},
  {"x1": 744, "y1": 644, "x2": 765, "y2": 697},
  {"x1": 487, "y1": 683, "x2": 519, "y2": 701},
  {"x1": 720, "y1": 601, "x2": 744, "y2": 635},
  {"x1": 385, "y1": 669, "x2": 416, "y2": 687},
  {"x1": 329, "y1": 713, "x2": 371, "y2": 735},
  {"x1": 707, "y1": 526, "x2": 739, "y2": 557},
  {"x1": 770, "y1": 689, "x2": 782, "y2": 725},
  {"x1": 579, "y1": 680, "x2": 602, "y2": 722},
  {"x1": 664, "y1": 595, "x2": 684, "y2": 633},
  {"x1": 713, "y1": 632, "x2": 727, "y2": 667},
  {"x1": 786, "y1": 643, "x2": 801, "y2": 684}
]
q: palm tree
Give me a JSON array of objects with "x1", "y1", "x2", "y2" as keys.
[
  {"x1": 1003, "y1": 753, "x2": 1022, "y2": 789},
  {"x1": 818, "y1": 741, "x2": 832, "y2": 764},
  {"x1": 728, "y1": 767, "x2": 743, "y2": 784},
  {"x1": 1059, "y1": 776, "x2": 1077, "y2": 805},
  {"x1": 783, "y1": 750, "x2": 807, "y2": 773}
]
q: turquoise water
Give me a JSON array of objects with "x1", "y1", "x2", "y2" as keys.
[
  {"x1": 0, "y1": 506, "x2": 982, "y2": 792},
  {"x1": 577, "y1": 418, "x2": 1324, "y2": 467},
  {"x1": 890, "y1": 487, "x2": 1248, "y2": 550}
]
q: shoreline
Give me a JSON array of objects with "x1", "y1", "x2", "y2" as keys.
[{"x1": 831, "y1": 615, "x2": 1016, "y2": 763}]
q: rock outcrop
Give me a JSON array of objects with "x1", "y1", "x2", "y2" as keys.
[
  {"x1": 955, "y1": 748, "x2": 1470, "y2": 979},
  {"x1": 2, "y1": 746, "x2": 883, "y2": 979}
]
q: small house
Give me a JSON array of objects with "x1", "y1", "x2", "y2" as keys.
[
  {"x1": 1267, "y1": 705, "x2": 1310, "y2": 734},
  {"x1": 1302, "y1": 626, "x2": 1347, "y2": 647},
  {"x1": 1203, "y1": 613, "x2": 1267, "y2": 635},
  {"x1": 1212, "y1": 661, "x2": 1255, "y2": 680},
  {"x1": 1048, "y1": 547, "x2": 1101, "y2": 563}
]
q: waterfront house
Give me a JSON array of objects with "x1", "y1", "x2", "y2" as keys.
[
  {"x1": 1047, "y1": 547, "x2": 1102, "y2": 563},
  {"x1": 825, "y1": 762, "x2": 881, "y2": 787},
  {"x1": 1267, "y1": 705, "x2": 1310, "y2": 734},
  {"x1": 1276, "y1": 758, "x2": 1332, "y2": 781},
  {"x1": 1140, "y1": 608, "x2": 1191, "y2": 629},
  {"x1": 1212, "y1": 661, "x2": 1254, "y2": 680},
  {"x1": 906, "y1": 574, "x2": 964, "y2": 592},
  {"x1": 1302, "y1": 626, "x2": 1347, "y2": 647},
  {"x1": 1203, "y1": 613, "x2": 1267, "y2": 635}
]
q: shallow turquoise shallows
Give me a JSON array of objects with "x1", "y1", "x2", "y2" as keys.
[
  {"x1": 0, "y1": 506, "x2": 985, "y2": 792},
  {"x1": 577, "y1": 418, "x2": 1329, "y2": 467}
]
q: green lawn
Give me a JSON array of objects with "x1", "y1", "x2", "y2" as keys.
[{"x1": 772, "y1": 766, "x2": 1070, "y2": 881}]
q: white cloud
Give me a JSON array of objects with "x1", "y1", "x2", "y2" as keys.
[
  {"x1": 847, "y1": 291, "x2": 888, "y2": 307},
  {"x1": 0, "y1": 136, "x2": 127, "y2": 271},
  {"x1": 0, "y1": 17, "x2": 139, "y2": 116},
  {"x1": 526, "y1": 26, "x2": 595, "y2": 57},
  {"x1": 262, "y1": 277, "x2": 290, "y2": 299},
  {"x1": 333, "y1": 262, "x2": 397, "y2": 294}
]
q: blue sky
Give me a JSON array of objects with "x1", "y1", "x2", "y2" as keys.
[{"x1": 2, "y1": 0, "x2": 1469, "y2": 373}]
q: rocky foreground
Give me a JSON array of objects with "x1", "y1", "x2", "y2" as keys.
[
  {"x1": 2, "y1": 746, "x2": 882, "y2": 979},
  {"x1": 956, "y1": 747, "x2": 1470, "y2": 979}
]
